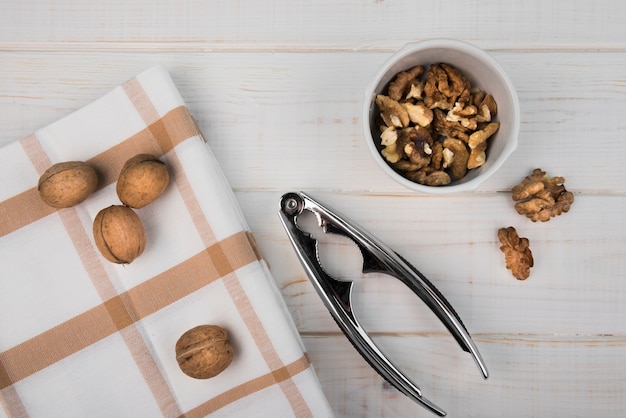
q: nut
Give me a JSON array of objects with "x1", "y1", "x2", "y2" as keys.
[
  {"x1": 374, "y1": 63, "x2": 499, "y2": 186},
  {"x1": 403, "y1": 102, "x2": 433, "y2": 128},
  {"x1": 93, "y1": 205, "x2": 146, "y2": 264},
  {"x1": 380, "y1": 126, "x2": 398, "y2": 146},
  {"x1": 430, "y1": 142, "x2": 444, "y2": 170},
  {"x1": 424, "y1": 63, "x2": 471, "y2": 110},
  {"x1": 498, "y1": 226, "x2": 533, "y2": 280},
  {"x1": 116, "y1": 154, "x2": 170, "y2": 209},
  {"x1": 442, "y1": 137, "x2": 469, "y2": 180},
  {"x1": 38, "y1": 161, "x2": 98, "y2": 208},
  {"x1": 467, "y1": 142, "x2": 487, "y2": 170},
  {"x1": 376, "y1": 94, "x2": 410, "y2": 128},
  {"x1": 387, "y1": 65, "x2": 424, "y2": 101},
  {"x1": 432, "y1": 108, "x2": 470, "y2": 142},
  {"x1": 511, "y1": 168, "x2": 574, "y2": 222},
  {"x1": 467, "y1": 122, "x2": 500, "y2": 169},
  {"x1": 401, "y1": 126, "x2": 433, "y2": 168},
  {"x1": 447, "y1": 101, "x2": 478, "y2": 129},
  {"x1": 406, "y1": 168, "x2": 451, "y2": 186},
  {"x1": 175, "y1": 325, "x2": 234, "y2": 379},
  {"x1": 477, "y1": 94, "x2": 497, "y2": 121},
  {"x1": 468, "y1": 122, "x2": 500, "y2": 150},
  {"x1": 442, "y1": 147, "x2": 455, "y2": 168},
  {"x1": 381, "y1": 142, "x2": 402, "y2": 163}
]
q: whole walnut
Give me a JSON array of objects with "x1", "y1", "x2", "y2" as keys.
[
  {"x1": 175, "y1": 325, "x2": 234, "y2": 379},
  {"x1": 116, "y1": 154, "x2": 170, "y2": 209},
  {"x1": 93, "y1": 205, "x2": 146, "y2": 264},
  {"x1": 38, "y1": 161, "x2": 98, "y2": 208}
]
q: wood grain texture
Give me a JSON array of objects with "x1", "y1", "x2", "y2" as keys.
[
  {"x1": 1, "y1": 51, "x2": 625, "y2": 193},
  {"x1": 304, "y1": 334, "x2": 626, "y2": 417},
  {"x1": 1, "y1": 0, "x2": 625, "y2": 50},
  {"x1": 1, "y1": 1, "x2": 625, "y2": 417}
]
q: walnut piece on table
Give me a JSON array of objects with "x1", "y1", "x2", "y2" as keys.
[
  {"x1": 498, "y1": 226, "x2": 534, "y2": 280},
  {"x1": 511, "y1": 168, "x2": 574, "y2": 222}
]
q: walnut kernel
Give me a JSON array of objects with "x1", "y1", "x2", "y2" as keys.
[
  {"x1": 511, "y1": 168, "x2": 574, "y2": 222},
  {"x1": 375, "y1": 63, "x2": 499, "y2": 186},
  {"x1": 498, "y1": 226, "x2": 533, "y2": 280},
  {"x1": 388, "y1": 65, "x2": 424, "y2": 101}
]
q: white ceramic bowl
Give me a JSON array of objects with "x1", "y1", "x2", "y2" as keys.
[{"x1": 363, "y1": 39, "x2": 520, "y2": 193}]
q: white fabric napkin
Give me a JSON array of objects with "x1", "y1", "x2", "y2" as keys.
[{"x1": 0, "y1": 65, "x2": 334, "y2": 418}]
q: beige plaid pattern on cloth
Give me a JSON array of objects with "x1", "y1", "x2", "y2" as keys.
[{"x1": 0, "y1": 65, "x2": 333, "y2": 417}]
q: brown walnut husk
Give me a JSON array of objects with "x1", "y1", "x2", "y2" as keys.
[
  {"x1": 116, "y1": 154, "x2": 170, "y2": 209},
  {"x1": 93, "y1": 205, "x2": 146, "y2": 264},
  {"x1": 38, "y1": 161, "x2": 98, "y2": 208},
  {"x1": 175, "y1": 325, "x2": 234, "y2": 379}
]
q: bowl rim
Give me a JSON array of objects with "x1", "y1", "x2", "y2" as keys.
[{"x1": 363, "y1": 38, "x2": 520, "y2": 194}]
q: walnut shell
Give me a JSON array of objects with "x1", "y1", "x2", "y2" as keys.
[
  {"x1": 116, "y1": 154, "x2": 170, "y2": 209},
  {"x1": 38, "y1": 161, "x2": 98, "y2": 208},
  {"x1": 93, "y1": 205, "x2": 146, "y2": 264},
  {"x1": 175, "y1": 325, "x2": 234, "y2": 379}
]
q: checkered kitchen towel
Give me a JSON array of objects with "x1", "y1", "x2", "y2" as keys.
[{"x1": 0, "y1": 65, "x2": 333, "y2": 417}]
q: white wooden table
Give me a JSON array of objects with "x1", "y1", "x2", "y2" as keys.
[{"x1": 2, "y1": 2, "x2": 625, "y2": 417}]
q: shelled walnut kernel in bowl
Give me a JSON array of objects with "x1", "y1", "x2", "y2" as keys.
[
  {"x1": 374, "y1": 63, "x2": 500, "y2": 186},
  {"x1": 117, "y1": 154, "x2": 170, "y2": 209}
]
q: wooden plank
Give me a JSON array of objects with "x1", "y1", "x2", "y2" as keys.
[
  {"x1": 237, "y1": 191, "x2": 626, "y2": 335},
  {"x1": 1, "y1": 0, "x2": 625, "y2": 50},
  {"x1": 303, "y1": 334, "x2": 626, "y2": 417},
  {"x1": 1, "y1": 51, "x2": 625, "y2": 192},
  {"x1": 2, "y1": 3, "x2": 626, "y2": 415}
]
